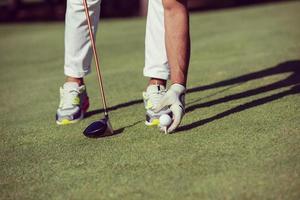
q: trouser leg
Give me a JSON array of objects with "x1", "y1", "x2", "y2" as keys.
[
  {"x1": 64, "y1": 0, "x2": 101, "y2": 78},
  {"x1": 144, "y1": 0, "x2": 169, "y2": 80}
]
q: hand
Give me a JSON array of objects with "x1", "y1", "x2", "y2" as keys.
[{"x1": 153, "y1": 84, "x2": 186, "y2": 133}]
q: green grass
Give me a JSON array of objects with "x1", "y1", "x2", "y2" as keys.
[{"x1": 1, "y1": 1, "x2": 300, "y2": 199}]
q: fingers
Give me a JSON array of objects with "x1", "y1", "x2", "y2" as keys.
[
  {"x1": 153, "y1": 95, "x2": 168, "y2": 112},
  {"x1": 153, "y1": 91, "x2": 173, "y2": 112},
  {"x1": 152, "y1": 84, "x2": 186, "y2": 133},
  {"x1": 167, "y1": 104, "x2": 184, "y2": 133}
]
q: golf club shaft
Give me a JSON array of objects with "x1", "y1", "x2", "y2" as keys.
[{"x1": 82, "y1": 0, "x2": 109, "y2": 117}]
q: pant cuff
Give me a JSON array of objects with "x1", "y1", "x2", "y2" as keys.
[
  {"x1": 143, "y1": 67, "x2": 170, "y2": 80},
  {"x1": 64, "y1": 66, "x2": 91, "y2": 78}
]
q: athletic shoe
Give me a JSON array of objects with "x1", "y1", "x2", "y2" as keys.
[
  {"x1": 56, "y1": 82, "x2": 89, "y2": 125},
  {"x1": 142, "y1": 84, "x2": 171, "y2": 126}
]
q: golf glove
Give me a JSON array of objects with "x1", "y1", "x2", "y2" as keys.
[{"x1": 153, "y1": 83, "x2": 186, "y2": 133}]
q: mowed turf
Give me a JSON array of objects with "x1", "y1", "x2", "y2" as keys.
[{"x1": 1, "y1": 1, "x2": 300, "y2": 199}]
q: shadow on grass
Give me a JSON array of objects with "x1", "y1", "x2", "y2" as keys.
[
  {"x1": 86, "y1": 120, "x2": 143, "y2": 139},
  {"x1": 113, "y1": 120, "x2": 143, "y2": 134},
  {"x1": 85, "y1": 99, "x2": 143, "y2": 118},
  {"x1": 85, "y1": 60, "x2": 300, "y2": 133},
  {"x1": 178, "y1": 60, "x2": 300, "y2": 132}
]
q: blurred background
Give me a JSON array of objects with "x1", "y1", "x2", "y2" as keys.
[{"x1": 0, "y1": 0, "x2": 287, "y2": 22}]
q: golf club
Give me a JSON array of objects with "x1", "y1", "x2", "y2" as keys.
[{"x1": 82, "y1": 0, "x2": 113, "y2": 138}]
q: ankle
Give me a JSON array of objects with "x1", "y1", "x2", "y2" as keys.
[
  {"x1": 148, "y1": 78, "x2": 167, "y2": 87},
  {"x1": 66, "y1": 77, "x2": 84, "y2": 86}
]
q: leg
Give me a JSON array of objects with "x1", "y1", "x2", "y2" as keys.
[
  {"x1": 143, "y1": 0, "x2": 172, "y2": 126},
  {"x1": 56, "y1": 0, "x2": 101, "y2": 125}
]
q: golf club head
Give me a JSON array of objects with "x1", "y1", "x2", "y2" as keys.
[{"x1": 83, "y1": 117, "x2": 113, "y2": 138}]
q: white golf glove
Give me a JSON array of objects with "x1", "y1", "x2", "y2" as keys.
[{"x1": 153, "y1": 83, "x2": 186, "y2": 133}]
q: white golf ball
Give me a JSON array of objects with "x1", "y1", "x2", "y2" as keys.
[{"x1": 159, "y1": 114, "x2": 172, "y2": 127}]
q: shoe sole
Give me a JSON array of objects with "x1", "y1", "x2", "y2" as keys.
[
  {"x1": 56, "y1": 112, "x2": 84, "y2": 125},
  {"x1": 145, "y1": 118, "x2": 160, "y2": 126}
]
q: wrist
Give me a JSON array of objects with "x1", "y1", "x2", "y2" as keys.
[{"x1": 170, "y1": 83, "x2": 186, "y2": 94}]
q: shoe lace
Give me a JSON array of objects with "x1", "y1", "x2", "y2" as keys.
[{"x1": 61, "y1": 89, "x2": 80, "y2": 109}]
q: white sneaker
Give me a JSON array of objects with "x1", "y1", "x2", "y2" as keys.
[
  {"x1": 142, "y1": 85, "x2": 171, "y2": 126},
  {"x1": 56, "y1": 82, "x2": 89, "y2": 125}
]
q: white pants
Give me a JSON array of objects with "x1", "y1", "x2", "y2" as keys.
[{"x1": 64, "y1": 0, "x2": 169, "y2": 80}]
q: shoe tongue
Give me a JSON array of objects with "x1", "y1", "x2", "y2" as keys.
[
  {"x1": 147, "y1": 84, "x2": 166, "y2": 93},
  {"x1": 63, "y1": 82, "x2": 79, "y2": 91}
]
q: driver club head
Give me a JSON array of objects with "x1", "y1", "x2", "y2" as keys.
[{"x1": 83, "y1": 117, "x2": 113, "y2": 138}]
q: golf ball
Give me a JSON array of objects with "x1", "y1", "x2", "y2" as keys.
[{"x1": 159, "y1": 114, "x2": 172, "y2": 127}]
